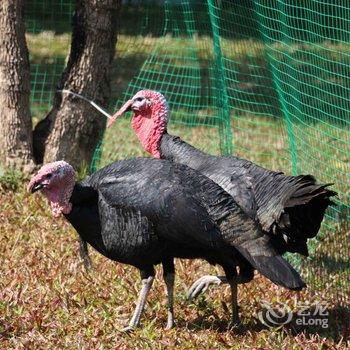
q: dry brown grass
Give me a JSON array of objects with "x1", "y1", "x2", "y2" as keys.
[{"x1": 0, "y1": 178, "x2": 349, "y2": 349}]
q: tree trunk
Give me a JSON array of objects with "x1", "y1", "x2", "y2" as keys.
[
  {"x1": 33, "y1": 0, "x2": 120, "y2": 170},
  {"x1": 0, "y1": 0, "x2": 35, "y2": 174}
]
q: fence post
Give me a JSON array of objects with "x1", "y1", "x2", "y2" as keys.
[
  {"x1": 207, "y1": 0, "x2": 233, "y2": 156},
  {"x1": 253, "y1": 0, "x2": 298, "y2": 175},
  {"x1": 278, "y1": 0, "x2": 298, "y2": 175}
]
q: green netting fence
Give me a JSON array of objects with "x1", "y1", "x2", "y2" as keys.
[{"x1": 26, "y1": 0, "x2": 349, "y2": 303}]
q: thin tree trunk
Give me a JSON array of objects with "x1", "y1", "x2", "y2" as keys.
[
  {"x1": 33, "y1": 0, "x2": 120, "y2": 170},
  {"x1": 0, "y1": 0, "x2": 35, "y2": 174}
]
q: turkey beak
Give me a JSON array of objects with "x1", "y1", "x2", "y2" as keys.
[
  {"x1": 117, "y1": 99, "x2": 133, "y2": 116},
  {"x1": 29, "y1": 182, "x2": 45, "y2": 193},
  {"x1": 108, "y1": 99, "x2": 133, "y2": 128}
]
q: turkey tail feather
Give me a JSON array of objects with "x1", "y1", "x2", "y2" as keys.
[
  {"x1": 252, "y1": 170, "x2": 337, "y2": 255},
  {"x1": 282, "y1": 181, "x2": 337, "y2": 256},
  {"x1": 236, "y1": 247, "x2": 306, "y2": 290}
]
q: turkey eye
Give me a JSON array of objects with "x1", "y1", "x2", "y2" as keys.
[
  {"x1": 46, "y1": 173, "x2": 52, "y2": 179},
  {"x1": 135, "y1": 97, "x2": 143, "y2": 102}
]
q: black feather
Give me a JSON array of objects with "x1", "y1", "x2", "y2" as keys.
[
  {"x1": 63, "y1": 158, "x2": 305, "y2": 290},
  {"x1": 160, "y1": 133, "x2": 336, "y2": 257}
]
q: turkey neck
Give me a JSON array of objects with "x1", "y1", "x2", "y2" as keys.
[
  {"x1": 160, "y1": 133, "x2": 213, "y2": 169},
  {"x1": 63, "y1": 183, "x2": 107, "y2": 256},
  {"x1": 158, "y1": 133, "x2": 253, "y2": 218}
]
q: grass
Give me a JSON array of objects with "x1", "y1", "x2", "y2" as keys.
[
  {"x1": 1, "y1": 184, "x2": 349, "y2": 349},
  {"x1": 0, "y1": 170, "x2": 24, "y2": 192}
]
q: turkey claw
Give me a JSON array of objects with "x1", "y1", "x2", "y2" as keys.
[
  {"x1": 120, "y1": 325, "x2": 136, "y2": 333},
  {"x1": 188, "y1": 275, "x2": 223, "y2": 299}
]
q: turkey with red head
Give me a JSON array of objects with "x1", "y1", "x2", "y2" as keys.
[{"x1": 109, "y1": 90, "x2": 336, "y2": 297}]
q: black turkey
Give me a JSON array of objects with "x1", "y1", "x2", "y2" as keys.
[
  {"x1": 110, "y1": 90, "x2": 336, "y2": 296},
  {"x1": 28, "y1": 158, "x2": 305, "y2": 330}
]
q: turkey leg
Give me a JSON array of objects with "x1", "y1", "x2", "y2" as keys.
[
  {"x1": 122, "y1": 269, "x2": 154, "y2": 332},
  {"x1": 162, "y1": 258, "x2": 175, "y2": 329}
]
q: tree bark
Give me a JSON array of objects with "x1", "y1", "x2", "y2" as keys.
[
  {"x1": 33, "y1": 0, "x2": 120, "y2": 170},
  {"x1": 0, "y1": 0, "x2": 35, "y2": 174}
]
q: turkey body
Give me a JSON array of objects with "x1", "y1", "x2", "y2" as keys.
[
  {"x1": 65, "y1": 158, "x2": 240, "y2": 268},
  {"x1": 160, "y1": 133, "x2": 335, "y2": 257},
  {"x1": 62, "y1": 157, "x2": 305, "y2": 329}
]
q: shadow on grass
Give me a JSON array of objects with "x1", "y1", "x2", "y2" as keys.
[
  {"x1": 283, "y1": 306, "x2": 350, "y2": 343},
  {"x1": 308, "y1": 254, "x2": 350, "y2": 274},
  {"x1": 178, "y1": 304, "x2": 349, "y2": 343}
]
